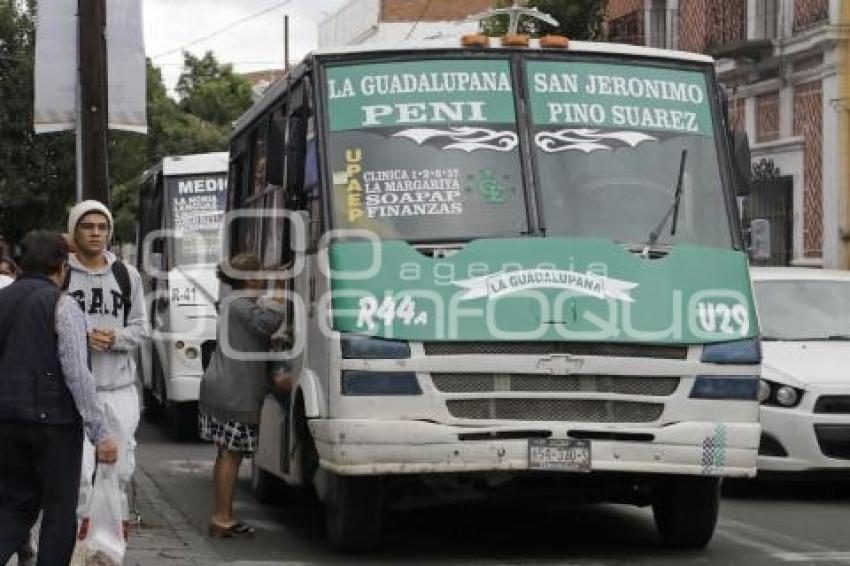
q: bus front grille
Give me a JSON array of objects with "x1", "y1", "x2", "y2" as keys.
[
  {"x1": 423, "y1": 342, "x2": 688, "y2": 359},
  {"x1": 446, "y1": 399, "x2": 664, "y2": 423},
  {"x1": 431, "y1": 374, "x2": 680, "y2": 396}
]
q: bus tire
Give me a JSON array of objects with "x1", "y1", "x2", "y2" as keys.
[
  {"x1": 165, "y1": 400, "x2": 198, "y2": 442},
  {"x1": 251, "y1": 458, "x2": 278, "y2": 503},
  {"x1": 652, "y1": 476, "x2": 720, "y2": 549},
  {"x1": 324, "y1": 473, "x2": 382, "y2": 552},
  {"x1": 142, "y1": 386, "x2": 162, "y2": 422}
]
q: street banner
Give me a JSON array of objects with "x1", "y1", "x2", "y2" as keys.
[
  {"x1": 33, "y1": 0, "x2": 76, "y2": 133},
  {"x1": 33, "y1": 0, "x2": 147, "y2": 134},
  {"x1": 106, "y1": 0, "x2": 147, "y2": 133}
]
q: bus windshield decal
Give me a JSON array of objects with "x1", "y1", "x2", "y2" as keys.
[
  {"x1": 527, "y1": 61, "x2": 714, "y2": 145},
  {"x1": 525, "y1": 59, "x2": 730, "y2": 249},
  {"x1": 165, "y1": 174, "x2": 227, "y2": 265},
  {"x1": 324, "y1": 59, "x2": 527, "y2": 241},
  {"x1": 326, "y1": 60, "x2": 516, "y2": 131}
]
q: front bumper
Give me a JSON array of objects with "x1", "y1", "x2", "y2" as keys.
[
  {"x1": 759, "y1": 387, "x2": 850, "y2": 472},
  {"x1": 311, "y1": 419, "x2": 759, "y2": 477}
]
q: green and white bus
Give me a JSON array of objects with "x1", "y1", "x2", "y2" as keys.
[{"x1": 226, "y1": 36, "x2": 764, "y2": 551}]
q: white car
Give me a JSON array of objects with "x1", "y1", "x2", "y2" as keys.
[{"x1": 751, "y1": 267, "x2": 850, "y2": 474}]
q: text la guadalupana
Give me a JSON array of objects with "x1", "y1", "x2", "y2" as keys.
[{"x1": 328, "y1": 70, "x2": 512, "y2": 128}]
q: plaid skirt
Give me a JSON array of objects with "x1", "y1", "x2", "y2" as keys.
[{"x1": 198, "y1": 411, "x2": 258, "y2": 455}]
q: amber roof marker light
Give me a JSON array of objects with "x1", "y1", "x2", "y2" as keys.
[
  {"x1": 540, "y1": 35, "x2": 570, "y2": 49},
  {"x1": 461, "y1": 33, "x2": 491, "y2": 48}
]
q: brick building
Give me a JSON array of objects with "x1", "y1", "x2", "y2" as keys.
[
  {"x1": 605, "y1": 0, "x2": 848, "y2": 268},
  {"x1": 319, "y1": 0, "x2": 490, "y2": 47}
]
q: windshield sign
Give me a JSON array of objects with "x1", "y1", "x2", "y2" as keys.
[
  {"x1": 526, "y1": 61, "x2": 731, "y2": 248},
  {"x1": 324, "y1": 59, "x2": 527, "y2": 241},
  {"x1": 165, "y1": 174, "x2": 227, "y2": 265}
]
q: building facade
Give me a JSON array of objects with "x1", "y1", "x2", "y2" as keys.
[
  {"x1": 606, "y1": 0, "x2": 848, "y2": 268},
  {"x1": 318, "y1": 0, "x2": 490, "y2": 48}
]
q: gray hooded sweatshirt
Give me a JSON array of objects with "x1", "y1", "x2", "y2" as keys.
[
  {"x1": 66, "y1": 251, "x2": 148, "y2": 390},
  {"x1": 199, "y1": 297, "x2": 285, "y2": 425}
]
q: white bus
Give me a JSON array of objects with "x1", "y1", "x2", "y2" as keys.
[{"x1": 138, "y1": 152, "x2": 228, "y2": 439}]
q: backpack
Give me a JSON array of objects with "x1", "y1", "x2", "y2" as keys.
[{"x1": 63, "y1": 260, "x2": 132, "y2": 326}]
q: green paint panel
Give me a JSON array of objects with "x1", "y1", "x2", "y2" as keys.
[
  {"x1": 330, "y1": 238, "x2": 757, "y2": 344},
  {"x1": 326, "y1": 59, "x2": 517, "y2": 131},
  {"x1": 526, "y1": 61, "x2": 714, "y2": 137}
]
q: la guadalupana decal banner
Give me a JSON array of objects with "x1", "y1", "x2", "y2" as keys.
[
  {"x1": 325, "y1": 59, "x2": 517, "y2": 132},
  {"x1": 526, "y1": 61, "x2": 714, "y2": 153}
]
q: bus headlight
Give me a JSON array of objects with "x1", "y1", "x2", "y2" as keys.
[
  {"x1": 701, "y1": 338, "x2": 761, "y2": 364},
  {"x1": 184, "y1": 346, "x2": 199, "y2": 360},
  {"x1": 689, "y1": 376, "x2": 759, "y2": 400},
  {"x1": 341, "y1": 371, "x2": 421, "y2": 396},
  {"x1": 340, "y1": 334, "x2": 410, "y2": 359}
]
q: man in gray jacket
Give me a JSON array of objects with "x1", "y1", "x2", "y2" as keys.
[{"x1": 65, "y1": 200, "x2": 148, "y2": 539}]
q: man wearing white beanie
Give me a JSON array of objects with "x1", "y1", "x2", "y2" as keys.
[{"x1": 65, "y1": 200, "x2": 148, "y2": 541}]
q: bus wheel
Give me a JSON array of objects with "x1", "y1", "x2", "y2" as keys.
[
  {"x1": 324, "y1": 473, "x2": 382, "y2": 551},
  {"x1": 165, "y1": 401, "x2": 198, "y2": 442},
  {"x1": 652, "y1": 476, "x2": 720, "y2": 549},
  {"x1": 251, "y1": 458, "x2": 278, "y2": 503},
  {"x1": 142, "y1": 386, "x2": 162, "y2": 422}
]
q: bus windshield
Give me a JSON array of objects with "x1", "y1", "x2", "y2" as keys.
[
  {"x1": 164, "y1": 174, "x2": 227, "y2": 266},
  {"x1": 323, "y1": 58, "x2": 528, "y2": 241},
  {"x1": 526, "y1": 59, "x2": 731, "y2": 248}
]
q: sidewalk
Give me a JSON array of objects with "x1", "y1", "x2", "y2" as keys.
[{"x1": 122, "y1": 467, "x2": 220, "y2": 566}]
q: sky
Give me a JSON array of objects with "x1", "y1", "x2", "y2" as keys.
[{"x1": 143, "y1": 0, "x2": 349, "y2": 92}]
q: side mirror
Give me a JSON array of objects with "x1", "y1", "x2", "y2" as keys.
[
  {"x1": 149, "y1": 252, "x2": 163, "y2": 272},
  {"x1": 748, "y1": 218, "x2": 771, "y2": 262},
  {"x1": 732, "y1": 130, "x2": 752, "y2": 196},
  {"x1": 294, "y1": 209, "x2": 320, "y2": 254}
]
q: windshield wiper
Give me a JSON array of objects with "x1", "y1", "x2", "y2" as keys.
[{"x1": 643, "y1": 150, "x2": 688, "y2": 253}]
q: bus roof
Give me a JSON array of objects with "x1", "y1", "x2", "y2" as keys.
[
  {"x1": 311, "y1": 38, "x2": 714, "y2": 64},
  {"x1": 232, "y1": 39, "x2": 714, "y2": 139},
  {"x1": 162, "y1": 152, "x2": 229, "y2": 177}
]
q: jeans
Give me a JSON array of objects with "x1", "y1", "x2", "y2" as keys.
[{"x1": 0, "y1": 421, "x2": 83, "y2": 566}]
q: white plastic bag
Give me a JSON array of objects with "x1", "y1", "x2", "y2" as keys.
[{"x1": 85, "y1": 464, "x2": 126, "y2": 565}]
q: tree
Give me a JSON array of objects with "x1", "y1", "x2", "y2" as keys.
[
  {"x1": 109, "y1": 55, "x2": 251, "y2": 242},
  {"x1": 483, "y1": 0, "x2": 606, "y2": 40},
  {"x1": 0, "y1": 6, "x2": 254, "y2": 246},
  {"x1": 176, "y1": 51, "x2": 254, "y2": 127},
  {"x1": 0, "y1": 1, "x2": 76, "y2": 244}
]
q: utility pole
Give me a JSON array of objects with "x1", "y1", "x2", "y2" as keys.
[
  {"x1": 284, "y1": 14, "x2": 290, "y2": 71},
  {"x1": 78, "y1": 0, "x2": 110, "y2": 204}
]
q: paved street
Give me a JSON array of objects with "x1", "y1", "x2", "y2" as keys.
[{"x1": 133, "y1": 421, "x2": 850, "y2": 565}]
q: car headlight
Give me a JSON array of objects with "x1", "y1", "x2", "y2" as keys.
[
  {"x1": 774, "y1": 385, "x2": 799, "y2": 407},
  {"x1": 757, "y1": 380, "x2": 772, "y2": 403},
  {"x1": 759, "y1": 379, "x2": 803, "y2": 408}
]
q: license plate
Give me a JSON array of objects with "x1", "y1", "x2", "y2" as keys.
[{"x1": 528, "y1": 439, "x2": 591, "y2": 472}]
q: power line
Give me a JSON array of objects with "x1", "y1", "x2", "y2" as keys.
[{"x1": 150, "y1": 0, "x2": 292, "y2": 60}]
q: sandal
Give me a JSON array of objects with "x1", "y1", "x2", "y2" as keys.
[{"x1": 208, "y1": 521, "x2": 256, "y2": 538}]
